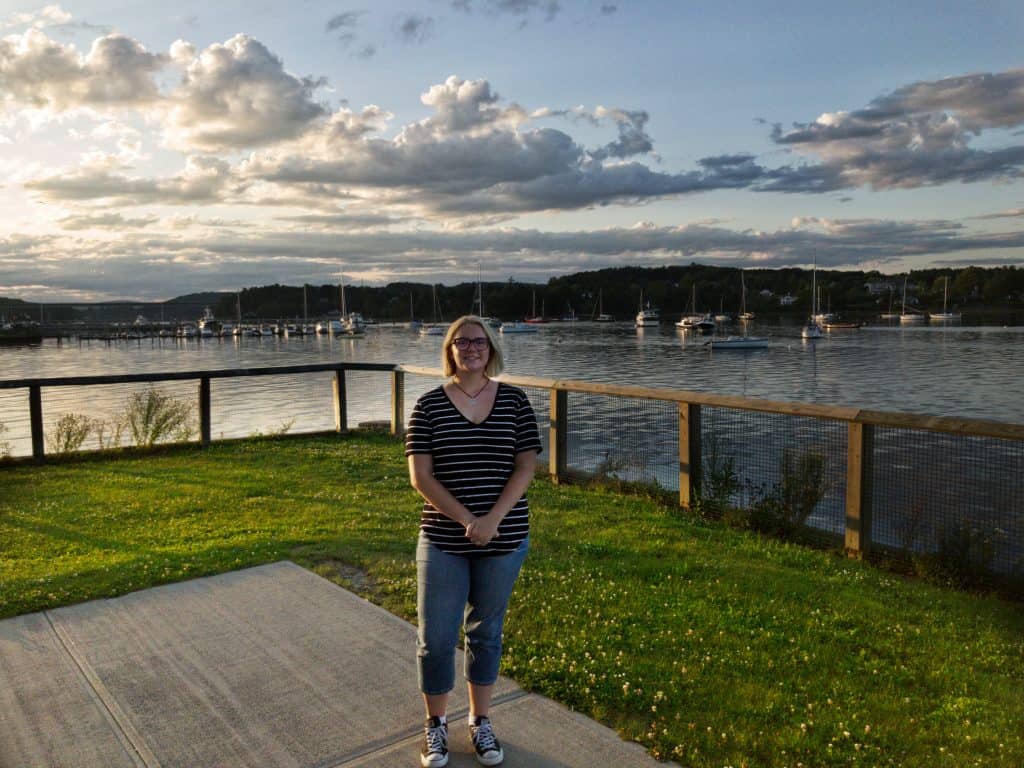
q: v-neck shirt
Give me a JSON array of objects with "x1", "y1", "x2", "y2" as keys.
[{"x1": 406, "y1": 383, "x2": 543, "y2": 557}]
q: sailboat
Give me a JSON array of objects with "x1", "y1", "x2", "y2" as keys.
[
  {"x1": 899, "y1": 276, "x2": 924, "y2": 323},
  {"x1": 407, "y1": 291, "x2": 421, "y2": 330},
  {"x1": 929, "y1": 276, "x2": 961, "y2": 322},
  {"x1": 675, "y1": 285, "x2": 713, "y2": 331},
  {"x1": 593, "y1": 288, "x2": 614, "y2": 322},
  {"x1": 501, "y1": 285, "x2": 539, "y2": 333},
  {"x1": 524, "y1": 291, "x2": 548, "y2": 323},
  {"x1": 471, "y1": 263, "x2": 501, "y2": 327},
  {"x1": 801, "y1": 256, "x2": 823, "y2": 339},
  {"x1": 635, "y1": 290, "x2": 660, "y2": 327},
  {"x1": 879, "y1": 285, "x2": 900, "y2": 320},
  {"x1": 338, "y1": 273, "x2": 366, "y2": 335},
  {"x1": 419, "y1": 285, "x2": 447, "y2": 335},
  {"x1": 738, "y1": 270, "x2": 755, "y2": 321}
]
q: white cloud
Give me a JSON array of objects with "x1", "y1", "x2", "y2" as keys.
[
  {"x1": 0, "y1": 29, "x2": 165, "y2": 111},
  {"x1": 161, "y1": 34, "x2": 328, "y2": 151}
]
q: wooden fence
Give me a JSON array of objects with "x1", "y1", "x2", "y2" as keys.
[{"x1": 3, "y1": 362, "x2": 1023, "y2": 566}]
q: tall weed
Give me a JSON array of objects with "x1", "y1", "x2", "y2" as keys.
[
  {"x1": 122, "y1": 388, "x2": 195, "y2": 447},
  {"x1": 45, "y1": 413, "x2": 95, "y2": 454}
]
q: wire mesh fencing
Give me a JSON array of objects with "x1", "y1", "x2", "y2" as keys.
[
  {"x1": 701, "y1": 407, "x2": 848, "y2": 537},
  {"x1": 565, "y1": 391, "x2": 677, "y2": 488},
  {"x1": 871, "y1": 427, "x2": 1023, "y2": 578}
]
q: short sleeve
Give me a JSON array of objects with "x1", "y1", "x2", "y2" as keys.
[
  {"x1": 405, "y1": 395, "x2": 433, "y2": 455},
  {"x1": 514, "y1": 390, "x2": 543, "y2": 455}
]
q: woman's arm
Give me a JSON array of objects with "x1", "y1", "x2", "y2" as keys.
[
  {"x1": 408, "y1": 453, "x2": 476, "y2": 528},
  {"x1": 465, "y1": 449, "x2": 537, "y2": 546}
]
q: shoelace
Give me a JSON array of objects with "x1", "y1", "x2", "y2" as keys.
[
  {"x1": 473, "y1": 721, "x2": 498, "y2": 752},
  {"x1": 425, "y1": 724, "x2": 446, "y2": 753}
]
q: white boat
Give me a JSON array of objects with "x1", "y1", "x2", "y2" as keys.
[
  {"x1": 801, "y1": 256, "x2": 823, "y2": 339},
  {"x1": 899, "y1": 276, "x2": 925, "y2": 323},
  {"x1": 418, "y1": 285, "x2": 446, "y2": 335},
  {"x1": 338, "y1": 275, "x2": 366, "y2": 335},
  {"x1": 675, "y1": 286, "x2": 713, "y2": 331},
  {"x1": 499, "y1": 321, "x2": 539, "y2": 334},
  {"x1": 929, "y1": 276, "x2": 961, "y2": 322},
  {"x1": 705, "y1": 335, "x2": 769, "y2": 349},
  {"x1": 879, "y1": 286, "x2": 900, "y2": 319},
  {"x1": 592, "y1": 289, "x2": 614, "y2": 322},
  {"x1": 634, "y1": 290, "x2": 660, "y2": 326}
]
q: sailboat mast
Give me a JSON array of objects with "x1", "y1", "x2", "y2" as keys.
[
  {"x1": 340, "y1": 273, "x2": 347, "y2": 316},
  {"x1": 811, "y1": 255, "x2": 817, "y2": 319},
  {"x1": 476, "y1": 261, "x2": 485, "y2": 317}
]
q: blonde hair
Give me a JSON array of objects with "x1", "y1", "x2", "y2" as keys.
[{"x1": 441, "y1": 315, "x2": 504, "y2": 377}]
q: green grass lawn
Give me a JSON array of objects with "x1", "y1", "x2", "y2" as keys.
[{"x1": 1, "y1": 434, "x2": 1021, "y2": 767}]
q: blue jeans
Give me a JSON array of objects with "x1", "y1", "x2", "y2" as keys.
[{"x1": 416, "y1": 533, "x2": 529, "y2": 695}]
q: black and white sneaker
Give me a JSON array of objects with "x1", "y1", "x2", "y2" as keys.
[
  {"x1": 420, "y1": 716, "x2": 449, "y2": 767},
  {"x1": 470, "y1": 716, "x2": 504, "y2": 766}
]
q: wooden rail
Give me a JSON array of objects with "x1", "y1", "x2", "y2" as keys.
[
  {"x1": 0, "y1": 363, "x2": 400, "y2": 460},
  {"x1": 4, "y1": 362, "x2": 1022, "y2": 565},
  {"x1": 401, "y1": 365, "x2": 1024, "y2": 559}
]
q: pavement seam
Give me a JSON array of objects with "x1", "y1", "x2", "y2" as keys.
[
  {"x1": 320, "y1": 689, "x2": 531, "y2": 767},
  {"x1": 45, "y1": 610, "x2": 163, "y2": 768}
]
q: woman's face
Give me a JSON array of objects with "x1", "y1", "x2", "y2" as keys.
[{"x1": 450, "y1": 323, "x2": 491, "y2": 375}]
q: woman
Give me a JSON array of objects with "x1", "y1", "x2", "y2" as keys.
[{"x1": 406, "y1": 315, "x2": 542, "y2": 767}]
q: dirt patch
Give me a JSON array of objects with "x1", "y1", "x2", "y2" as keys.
[{"x1": 314, "y1": 559, "x2": 383, "y2": 602}]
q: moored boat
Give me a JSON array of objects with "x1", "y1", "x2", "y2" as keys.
[
  {"x1": 705, "y1": 335, "x2": 769, "y2": 349},
  {"x1": 499, "y1": 320, "x2": 539, "y2": 334},
  {"x1": 929, "y1": 276, "x2": 961, "y2": 322}
]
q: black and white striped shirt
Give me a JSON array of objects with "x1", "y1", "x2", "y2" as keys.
[{"x1": 405, "y1": 383, "x2": 542, "y2": 557}]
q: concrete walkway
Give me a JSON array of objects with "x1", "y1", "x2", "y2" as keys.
[{"x1": 0, "y1": 562, "x2": 669, "y2": 768}]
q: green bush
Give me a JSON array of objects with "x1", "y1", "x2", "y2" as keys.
[
  {"x1": 696, "y1": 434, "x2": 738, "y2": 521},
  {"x1": 122, "y1": 388, "x2": 195, "y2": 448},
  {"x1": 914, "y1": 519, "x2": 1005, "y2": 588},
  {"x1": 45, "y1": 413, "x2": 96, "y2": 454},
  {"x1": 739, "y1": 449, "x2": 829, "y2": 537}
]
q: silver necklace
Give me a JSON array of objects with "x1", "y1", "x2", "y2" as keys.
[{"x1": 452, "y1": 378, "x2": 489, "y2": 403}]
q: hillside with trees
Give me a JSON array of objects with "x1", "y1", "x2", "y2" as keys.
[{"x1": 211, "y1": 264, "x2": 1023, "y2": 322}]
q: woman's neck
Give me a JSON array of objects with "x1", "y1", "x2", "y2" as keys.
[{"x1": 453, "y1": 371, "x2": 488, "y2": 389}]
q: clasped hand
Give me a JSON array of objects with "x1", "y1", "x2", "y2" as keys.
[{"x1": 465, "y1": 513, "x2": 499, "y2": 546}]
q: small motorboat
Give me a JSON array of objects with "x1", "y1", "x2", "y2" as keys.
[{"x1": 705, "y1": 336, "x2": 769, "y2": 349}]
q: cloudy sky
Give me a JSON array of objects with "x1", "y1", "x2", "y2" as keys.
[{"x1": 1, "y1": 0, "x2": 1023, "y2": 301}]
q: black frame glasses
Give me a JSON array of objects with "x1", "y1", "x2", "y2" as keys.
[{"x1": 451, "y1": 337, "x2": 490, "y2": 351}]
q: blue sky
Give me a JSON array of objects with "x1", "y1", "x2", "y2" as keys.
[{"x1": 1, "y1": 0, "x2": 1022, "y2": 300}]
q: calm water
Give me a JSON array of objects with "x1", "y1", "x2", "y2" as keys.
[{"x1": 1, "y1": 319, "x2": 1023, "y2": 456}]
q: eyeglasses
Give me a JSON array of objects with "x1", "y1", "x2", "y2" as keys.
[{"x1": 451, "y1": 337, "x2": 490, "y2": 351}]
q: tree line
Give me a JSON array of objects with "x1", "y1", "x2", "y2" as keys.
[{"x1": 211, "y1": 264, "x2": 1023, "y2": 322}]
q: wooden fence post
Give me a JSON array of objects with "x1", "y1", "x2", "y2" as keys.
[
  {"x1": 549, "y1": 388, "x2": 568, "y2": 483},
  {"x1": 199, "y1": 377, "x2": 211, "y2": 447},
  {"x1": 333, "y1": 369, "x2": 348, "y2": 433},
  {"x1": 29, "y1": 385, "x2": 44, "y2": 461},
  {"x1": 391, "y1": 370, "x2": 405, "y2": 436},
  {"x1": 845, "y1": 421, "x2": 874, "y2": 557},
  {"x1": 678, "y1": 402, "x2": 702, "y2": 510}
]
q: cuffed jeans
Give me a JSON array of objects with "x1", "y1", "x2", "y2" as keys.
[{"x1": 416, "y1": 533, "x2": 528, "y2": 695}]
